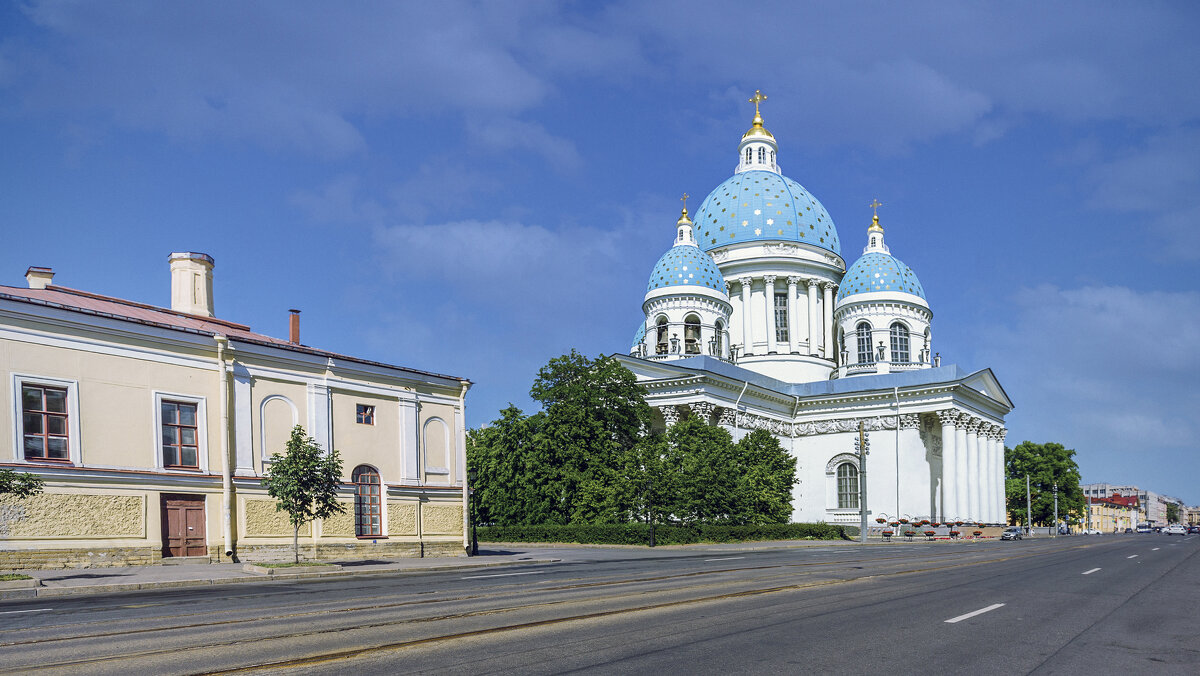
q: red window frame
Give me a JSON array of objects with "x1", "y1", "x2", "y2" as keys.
[
  {"x1": 356, "y1": 404, "x2": 375, "y2": 425},
  {"x1": 161, "y1": 400, "x2": 200, "y2": 469},
  {"x1": 21, "y1": 384, "x2": 70, "y2": 462},
  {"x1": 353, "y1": 465, "x2": 383, "y2": 537}
]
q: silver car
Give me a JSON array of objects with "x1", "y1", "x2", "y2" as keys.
[{"x1": 1001, "y1": 527, "x2": 1023, "y2": 541}]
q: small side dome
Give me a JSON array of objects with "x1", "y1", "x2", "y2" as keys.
[
  {"x1": 646, "y1": 245, "x2": 725, "y2": 293},
  {"x1": 631, "y1": 321, "x2": 646, "y2": 352},
  {"x1": 837, "y1": 252, "x2": 926, "y2": 301}
]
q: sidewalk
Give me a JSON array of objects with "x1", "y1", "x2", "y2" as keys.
[{"x1": 0, "y1": 549, "x2": 561, "y2": 600}]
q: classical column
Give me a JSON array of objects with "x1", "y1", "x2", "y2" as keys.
[
  {"x1": 966, "y1": 418, "x2": 982, "y2": 521},
  {"x1": 821, "y1": 282, "x2": 835, "y2": 359},
  {"x1": 764, "y1": 275, "x2": 777, "y2": 354},
  {"x1": 938, "y1": 410, "x2": 959, "y2": 523},
  {"x1": 806, "y1": 278, "x2": 819, "y2": 356},
  {"x1": 996, "y1": 428, "x2": 1008, "y2": 524},
  {"x1": 981, "y1": 424, "x2": 995, "y2": 523},
  {"x1": 786, "y1": 276, "x2": 800, "y2": 354},
  {"x1": 739, "y1": 277, "x2": 753, "y2": 355},
  {"x1": 659, "y1": 405, "x2": 679, "y2": 428},
  {"x1": 689, "y1": 402, "x2": 715, "y2": 424},
  {"x1": 955, "y1": 416, "x2": 969, "y2": 520}
]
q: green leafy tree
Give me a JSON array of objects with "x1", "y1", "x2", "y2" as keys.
[
  {"x1": 1166, "y1": 502, "x2": 1181, "y2": 524},
  {"x1": 0, "y1": 468, "x2": 44, "y2": 498},
  {"x1": 1005, "y1": 441, "x2": 1084, "y2": 527},
  {"x1": 670, "y1": 417, "x2": 743, "y2": 524},
  {"x1": 529, "y1": 350, "x2": 652, "y2": 524},
  {"x1": 262, "y1": 426, "x2": 346, "y2": 563},
  {"x1": 735, "y1": 429, "x2": 798, "y2": 524}
]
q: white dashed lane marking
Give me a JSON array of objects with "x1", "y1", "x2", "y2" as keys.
[
  {"x1": 1082, "y1": 568, "x2": 1101, "y2": 575},
  {"x1": 705, "y1": 557, "x2": 746, "y2": 562},
  {"x1": 0, "y1": 608, "x2": 52, "y2": 615},
  {"x1": 1127, "y1": 555, "x2": 1138, "y2": 559},
  {"x1": 461, "y1": 571, "x2": 545, "y2": 579},
  {"x1": 945, "y1": 603, "x2": 1005, "y2": 624}
]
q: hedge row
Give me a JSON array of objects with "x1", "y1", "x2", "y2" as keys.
[{"x1": 477, "y1": 522, "x2": 851, "y2": 545}]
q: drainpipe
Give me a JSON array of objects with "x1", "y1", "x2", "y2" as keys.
[
  {"x1": 733, "y1": 381, "x2": 750, "y2": 432},
  {"x1": 215, "y1": 335, "x2": 234, "y2": 559},
  {"x1": 458, "y1": 380, "x2": 471, "y2": 553}
]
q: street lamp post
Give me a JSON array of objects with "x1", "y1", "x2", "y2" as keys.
[
  {"x1": 1053, "y1": 482, "x2": 1059, "y2": 536},
  {"x1": 856, "y1": 421, "x2": 869, "y2": 544},
  {"x1": 467, "y1": 468, "x2": 479, "y2": 556}
]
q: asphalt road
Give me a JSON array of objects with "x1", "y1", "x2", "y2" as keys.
[{"x1": 0, "y1": 534, "x2": 1196, "y2": 675}]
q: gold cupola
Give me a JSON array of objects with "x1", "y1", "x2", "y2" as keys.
[{"x1": 742, "y1": 89, "x2": 775, "y2": 140}]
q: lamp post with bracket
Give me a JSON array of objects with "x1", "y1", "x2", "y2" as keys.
[{"x1": 855, "y1": 420, "x2": 869, "y2": 543}]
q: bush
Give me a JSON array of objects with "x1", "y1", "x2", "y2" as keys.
[{"x1": 477, "y1": 522, "x2": 850, "y2": 545}]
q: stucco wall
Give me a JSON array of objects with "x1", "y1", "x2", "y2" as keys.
[
  {"x1": 242, "y1": 498, "x2": 309, "y2": 537},
  {"x1": 420, "y1": 402, "x2": 457, "y2": 485},
  {"x1": 389, "y1": 502, "x2": 418, "y2": 536},
  {"x1": 0, "y1": 493, "x2": 144, "y2": 538},
  {"x1": 421, "y1": 503, "x2": 462, "y2": 535},
  {"x1": 319, "y1": 501, "x2": 356, "y2": 537},
  {"x1": 332, "y1": 389, "x2": 401, "y2": 480}
]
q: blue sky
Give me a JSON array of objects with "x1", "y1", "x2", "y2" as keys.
[{"x1": 2, "y1": 2, "x2": 1198, "y2": 503}]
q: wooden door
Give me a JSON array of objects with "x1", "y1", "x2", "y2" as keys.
[{"x1": 162, "y1": 495, "x2": 207, "y2": 557}]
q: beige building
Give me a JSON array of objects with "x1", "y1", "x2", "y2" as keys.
[
  {"x1": 1, "y1": 253, "x2": 470, "y2": 569},
  {"x1": 1087, "y1": 495, "x2": 1138, "y2": 533}
]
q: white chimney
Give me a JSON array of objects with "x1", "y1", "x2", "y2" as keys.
[
  {"x1": 25, "y1": 266, "x2": 54, "y2": 289},
  {"x1": 168, "y1": 252, "x2": 215, "y2": 317}
]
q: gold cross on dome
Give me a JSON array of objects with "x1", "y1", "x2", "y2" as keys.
[
  {"x1": 869, "y1": 199, "x2": 882, "y2": 217},
  {"x1": 748, "y1": 90, "x2": 767, "y2": 115},
  {"x1": 681, "y1": 193, "x2": 689, "y2": 210}
]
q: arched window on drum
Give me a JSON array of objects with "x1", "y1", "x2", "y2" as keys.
[
  {"x1": 890, "y1": 322, "x2": 910, "y2": 363},
  {"x1": 856, "y1": 322, "x2": 873, "y2": 364}
]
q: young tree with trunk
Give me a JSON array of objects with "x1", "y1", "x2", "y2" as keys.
[{"x1": 262, "y1": 426, "x2": 345, "y2": 563}]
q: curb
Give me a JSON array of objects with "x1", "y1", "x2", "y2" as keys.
[{"x1": 1, "y1": 558, "x2": 561, "y2": 600}]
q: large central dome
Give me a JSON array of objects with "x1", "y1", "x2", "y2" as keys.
[{"x1": 693, "y1": 170, "x2": 841, "y2": 255}]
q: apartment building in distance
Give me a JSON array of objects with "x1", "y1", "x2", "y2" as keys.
[{"x1": 1, "y1": 253, "x2": 470, "y2": 569}]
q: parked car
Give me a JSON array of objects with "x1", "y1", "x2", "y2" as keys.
[
  {"x1": 1188, "y1": 526, "x2": 1200, "y2": 535},
  {"x1": 1082, "y1": 528, "x2": 1102, "y2": 535},
  {"x1": 1001, "y1": 527, "x2": 1023, "y2": 541},
  {"x1": 1164, "y1": 525, "x2": 1187, "y2": 535},
  {"x1": 1124, "y1": 528, "x2": 1133, "y2": 533},
  {"x1": 1136, "y1": 525, "x2": 1153, "y2": 533}
]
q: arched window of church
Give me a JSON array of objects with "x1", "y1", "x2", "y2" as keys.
[
  {"x1": 684, "y1": 314, "x2": 701, "y2": 354},
  {"x1": 656, "y1": 316, "x2": 669, "y2": 355},
  {"x1": 745, "y1": 148, "x2": 752, "y2": 164},
  {"x1": 856, "y1": 322, "x2": 873, "y2": 364},
  {"x1": 924, "y1": 328, "x2": 931, "y2": 362},
  {"x1": 770, "y1": 150, "x2": 775, "y2": 165},
  {"x1": 713, "y1": 320, "x2": 724, "y2": 357},
  {"x1": 890, "y1": 323, "x2": 910, "y2": 363},
  {"x1": 837, "y1": 463, "x2": 859, "y2": 509},
  {"x1": 774, "y1": 293, "x2": 789, "y2": 343},
  {"x1": 757, "y1": 147, "x2": 766, "y2": 163},
  {"x1": 352, "y1": 465, "x2": 382, "y2": 537}
]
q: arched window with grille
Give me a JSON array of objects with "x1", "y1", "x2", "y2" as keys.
[
  {"x1": 353, "y1": 465, "x2": 382, "y2": 537},
  {"x1": 684, "y1": 314, "x2": 701, "y2": 354},
  {"x1": 745, "y1": 147, "x2": 752, "y2": 164},
  {"x1": 856, "y1": 322, "x2": 873, "y2": 364},
  {"x1": 713, "y1": 320, "x2": 724, "y2": 357},
  {"x1": 655, "y1": 316, "x2": 669, "y2": 355},
  {"x1": 890, "y1": 322, "x2": 910, "y2": 363},
  {"x1": 757, "y1": 147, "x2": 766, "y2": 163},
  {"x1": 837, "y1": 463, "x2": 859, "y2": 509}
]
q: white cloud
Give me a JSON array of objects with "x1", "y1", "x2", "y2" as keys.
[{"x1": 465, "y1": 117, "x2": 582, "y2": 171}]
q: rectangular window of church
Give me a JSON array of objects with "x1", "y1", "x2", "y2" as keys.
[
  {"x1": 22, "y1": 384, "x2": 70, "y2": 462},
  {"x1": 774, "y1": 293, "x2": 789, "y2": 343},
  {"x1": 161, "y1": 400, "x2": 199, "y2": 468},
  {"x1": 356, "y1": 404, "x2": 375, "y2": 425}
]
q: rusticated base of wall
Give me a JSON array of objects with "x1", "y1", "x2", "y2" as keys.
[
  {"x1": 0, "y1": 539, "x2": 466, "y2": 570},
  {"x1": 0, "y1": 546, "x2": 163, "y2": 570}
]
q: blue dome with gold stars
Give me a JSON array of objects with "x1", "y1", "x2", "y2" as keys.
[
  {"x1": 837, "y1": 251, "x2": 926, "y2": 301},
  {"x1": 646, "y1": 244, "x2": 725, "y2": 293},
  {"x1": 631, "y1": 321, "x2": 646, "y2": 351},
  {"x1": 693, "y1": 170, "x2": 840, "y2": 255}
]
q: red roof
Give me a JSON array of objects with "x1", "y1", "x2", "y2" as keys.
[
  {"x1": 1090, "y1": 494, "x2": 1139, "y2": 508},
  {"x1": 0, "y1": 283, "x2": 467, "y2": 384}
]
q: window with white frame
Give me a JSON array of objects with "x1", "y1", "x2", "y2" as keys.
[
  {"x1": 21, "y1": 384, "x2": 70, "y2": 462},
  {"x1": 13, "y1": 375, "x2": 80, "y2": 464},
  {"x1": 774, "y1": 293, "x2": 789, "y2": 343},
  {"x1": 837, "y1": 463, "x2": 859, "y2": 509},
  {"x1": 160, "y1": 400, "x2": 200, "y2": 468},
  {"x1": 856, "y1": 322, "x2": 873, "y2": 364},
  {"x1": 890, "y1": 322, "x2": 910, "y2": 363}
]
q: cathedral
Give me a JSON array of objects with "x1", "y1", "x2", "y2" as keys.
[{"x1": 617, "y1": 91, "x2": 1013, "y2": 527}]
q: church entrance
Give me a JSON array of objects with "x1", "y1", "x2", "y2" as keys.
[{"x1": 161, "y1": 494, "x2": 207, "y2": 557}]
